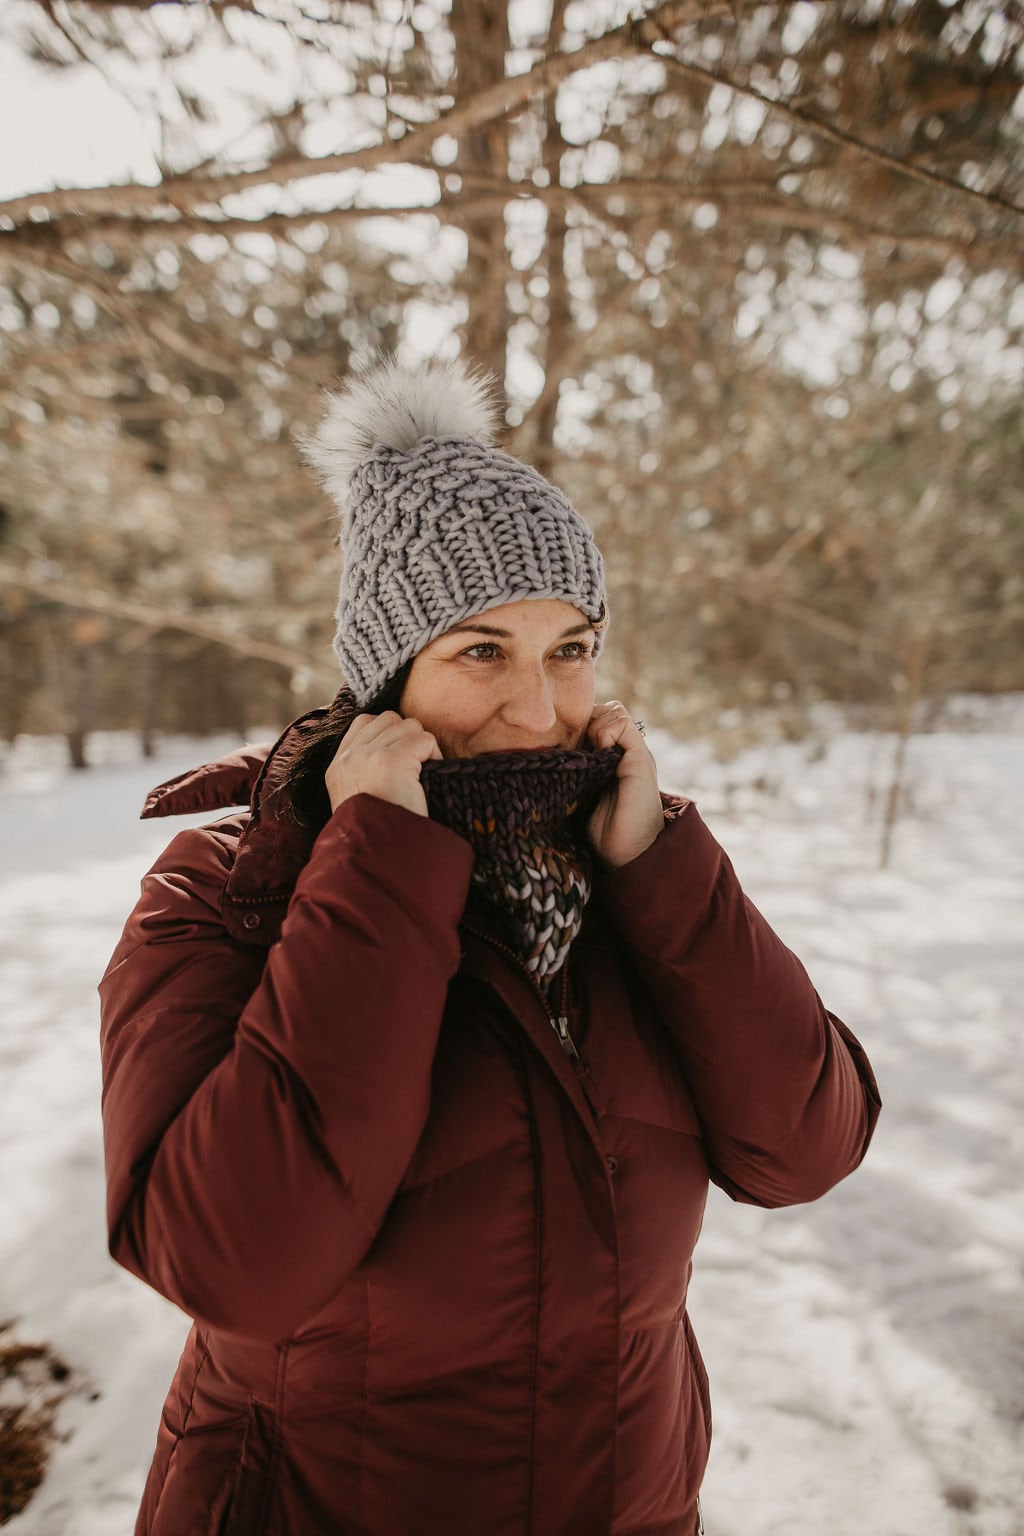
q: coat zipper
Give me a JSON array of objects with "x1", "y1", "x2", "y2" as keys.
[
  {"x1": 551, "y1": 1009, "x2": 580, "y2": 1061},
  {"x1": 459, "y1": 922, "x2": 603, "y2": 1120},
  {"x1": 551, "y1": 966, "x2": 578, "y2": 1063},
  {"x1": 461, "y1": 922, "x2": 576, "y2": 1052}
]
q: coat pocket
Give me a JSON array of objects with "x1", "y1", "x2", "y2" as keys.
[{"x1": 216, "y1": 1400, "x2": 277, "y2": 1536}]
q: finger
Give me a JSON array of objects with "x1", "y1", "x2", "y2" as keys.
[
  {"x1": 586, "y1": 702, "x2": 644, "y2": 749},
  {"x1": 365, "y1": 717, "x2": 440, "y2": 760},
  {"x1": 344, "y1": 710, "x2": 402, "y2": 744},
  {"x1": 409, "y1": 727, "x2": 442, "y2": 763},
  {"x1": 588, "y1": 700, "x2": 631, "y2": 723},
  {"x1": 349, "y1": 712, "x2": 424, "y2": 746}
]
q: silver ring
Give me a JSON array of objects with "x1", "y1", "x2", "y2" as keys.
[{"x1": 635, "y1": 719, "x2": 647, "y2": 737}]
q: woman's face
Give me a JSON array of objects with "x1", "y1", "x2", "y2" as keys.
[{"x1": 399, "y1": 598, "x2": 598, "y2": 759}]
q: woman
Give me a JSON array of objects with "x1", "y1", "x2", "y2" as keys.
[{"x1": 100, "y1": 357, "x2": 880, "y2": 1536}]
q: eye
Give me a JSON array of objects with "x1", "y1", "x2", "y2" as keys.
[
  {"x1": 462, "y1": 642, "x2": 502, "y2": 662},
  {"x1": 555, "y1": 640, "x2": 593, "y2": 660}
]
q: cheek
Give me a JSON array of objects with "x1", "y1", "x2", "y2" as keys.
[
  {"x1": 447, "y1": 689, "x2": 495, "y2": 730},
  {"x1": 407, "y1": 673, "x2": 495, "y2": 734},
  {"x1": 401, "y1": 660, "x2": 470, "y2": 723},
  {"x1": 559, "y1": 667, "x2": 596, "y2": 723}
]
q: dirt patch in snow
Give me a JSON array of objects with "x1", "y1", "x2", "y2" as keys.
[{"x1": 0, "y1": 1328, "x2": 70, "y2": 1523}]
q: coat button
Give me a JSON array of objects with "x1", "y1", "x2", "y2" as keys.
[
  {"x1": 242, "y1": 912, "x2": 262, "y2": 930},
  {"x1": 605, "y1": 1155, "x2": 619, "y2": 1176}
]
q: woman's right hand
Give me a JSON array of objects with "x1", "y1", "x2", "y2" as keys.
[{"x1": 324, "y1": 712, "x2": 442, "y2": 818}]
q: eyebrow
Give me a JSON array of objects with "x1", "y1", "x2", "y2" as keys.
[{"x1": 444, "y1": 620, "x2": 596, "y2": 640}]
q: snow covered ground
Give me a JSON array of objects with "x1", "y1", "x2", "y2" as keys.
[{"x1": 1, "y1": 706, "x2": 1022, "y2": 1536}]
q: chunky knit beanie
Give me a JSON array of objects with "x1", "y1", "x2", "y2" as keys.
[{"x1": 301, "y1": 356, "x2": 607, "y2": 705}]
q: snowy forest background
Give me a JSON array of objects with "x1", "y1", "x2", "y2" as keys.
[
  {"x1": 1, "y1": 0, "x2": 1023, "y2": 1531},
  {"x1": 2, "y1": 0, "x2": 1023, "y2": 752}
]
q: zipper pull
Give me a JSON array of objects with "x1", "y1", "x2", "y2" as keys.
[{"x1": 554, "y1": 1014, "x2": 581, "y2": 1061}]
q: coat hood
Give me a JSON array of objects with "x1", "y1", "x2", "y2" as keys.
[
  {"x1": 140, "y1": 712, "x2": 330, "y2": 946},
  {"x1": 141, "y1": 743, "x2": 273, "y2": 820}
]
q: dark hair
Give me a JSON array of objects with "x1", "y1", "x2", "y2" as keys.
[{"x1": 269, "y1": 661, "x2": 413, "y2": 827}]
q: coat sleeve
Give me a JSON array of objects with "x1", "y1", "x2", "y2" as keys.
[
  {"x1": 99, "y1": 793, "x2": 474, "y2": 1341},
  {"x1": 598, "y1": 799, "x2": 880, "y2": 1208}
]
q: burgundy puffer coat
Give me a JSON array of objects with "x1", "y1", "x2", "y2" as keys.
[{"x1": 99, "y1": 720, "x2": 880, "y2": 1536}]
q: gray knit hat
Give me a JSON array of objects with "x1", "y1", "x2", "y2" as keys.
[{"x1": 302, "y1": 356, "x2": 607, "y2": 706}]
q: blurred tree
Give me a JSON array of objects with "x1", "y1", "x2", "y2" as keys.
[{"x1": 0, "y1": 0, "x2": 1021, "y2": 762}]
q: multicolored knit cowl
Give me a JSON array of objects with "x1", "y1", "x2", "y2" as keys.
[{"x1": 421, "y1": 745, "x2": 623, "y2": 986}]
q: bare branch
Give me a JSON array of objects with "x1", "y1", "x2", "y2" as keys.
[
  {"x1": 0, "y1": 563, "x2": 337, "y2": 682},
  {"x1": 27, "y1": 248, "x2": 256, "y2": 381},
  {"x1": 650, "y1": 50, "x2": 1024, "y2": 222},
  {"x1": 0, "y1": 0, "x2": 749, "y2": 226},
  {"x1": 6, "y1": 172, "x2": 1020, "y2": 274},
  {"x1": 709, "y1": 195, "x2": 1024, "y2": 268},
  {"x1": 505, "y1": 277, "x2": 648, "y2": 454},
  {"x1": 27, "y1": 0, "x2": 314, "y2": 16},
  {"x1": 38, "y1": 250, "x2": 159, "y2": 359}
]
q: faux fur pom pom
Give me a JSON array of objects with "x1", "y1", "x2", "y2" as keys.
[{"x1": 301, "y1": 355, "x2": 500, "y2": 512}]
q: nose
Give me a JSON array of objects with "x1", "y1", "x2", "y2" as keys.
[{"x1": 501, "y1": 664, "x2": 558, "y2": 737}]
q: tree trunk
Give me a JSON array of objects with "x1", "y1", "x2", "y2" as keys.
[
  {"x1": 450, "y1": 0, "x2": 510, "y2": 380},
  {"x1": 139, "y1": 647, "x2": 160, "y2": 759},
  {"x1": 879, "y1": 626, "x2": 932, "y2": 870},
  {"x1": 535, "y1": 0, "x2": 571, "y2": 455},
  {"x1": 66, "y1": 644, "x2": 95, "y2": 770}
]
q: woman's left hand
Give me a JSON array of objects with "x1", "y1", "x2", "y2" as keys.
[{"x1": 586, "y1": 702, "x2": 665, "y2": 870}]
